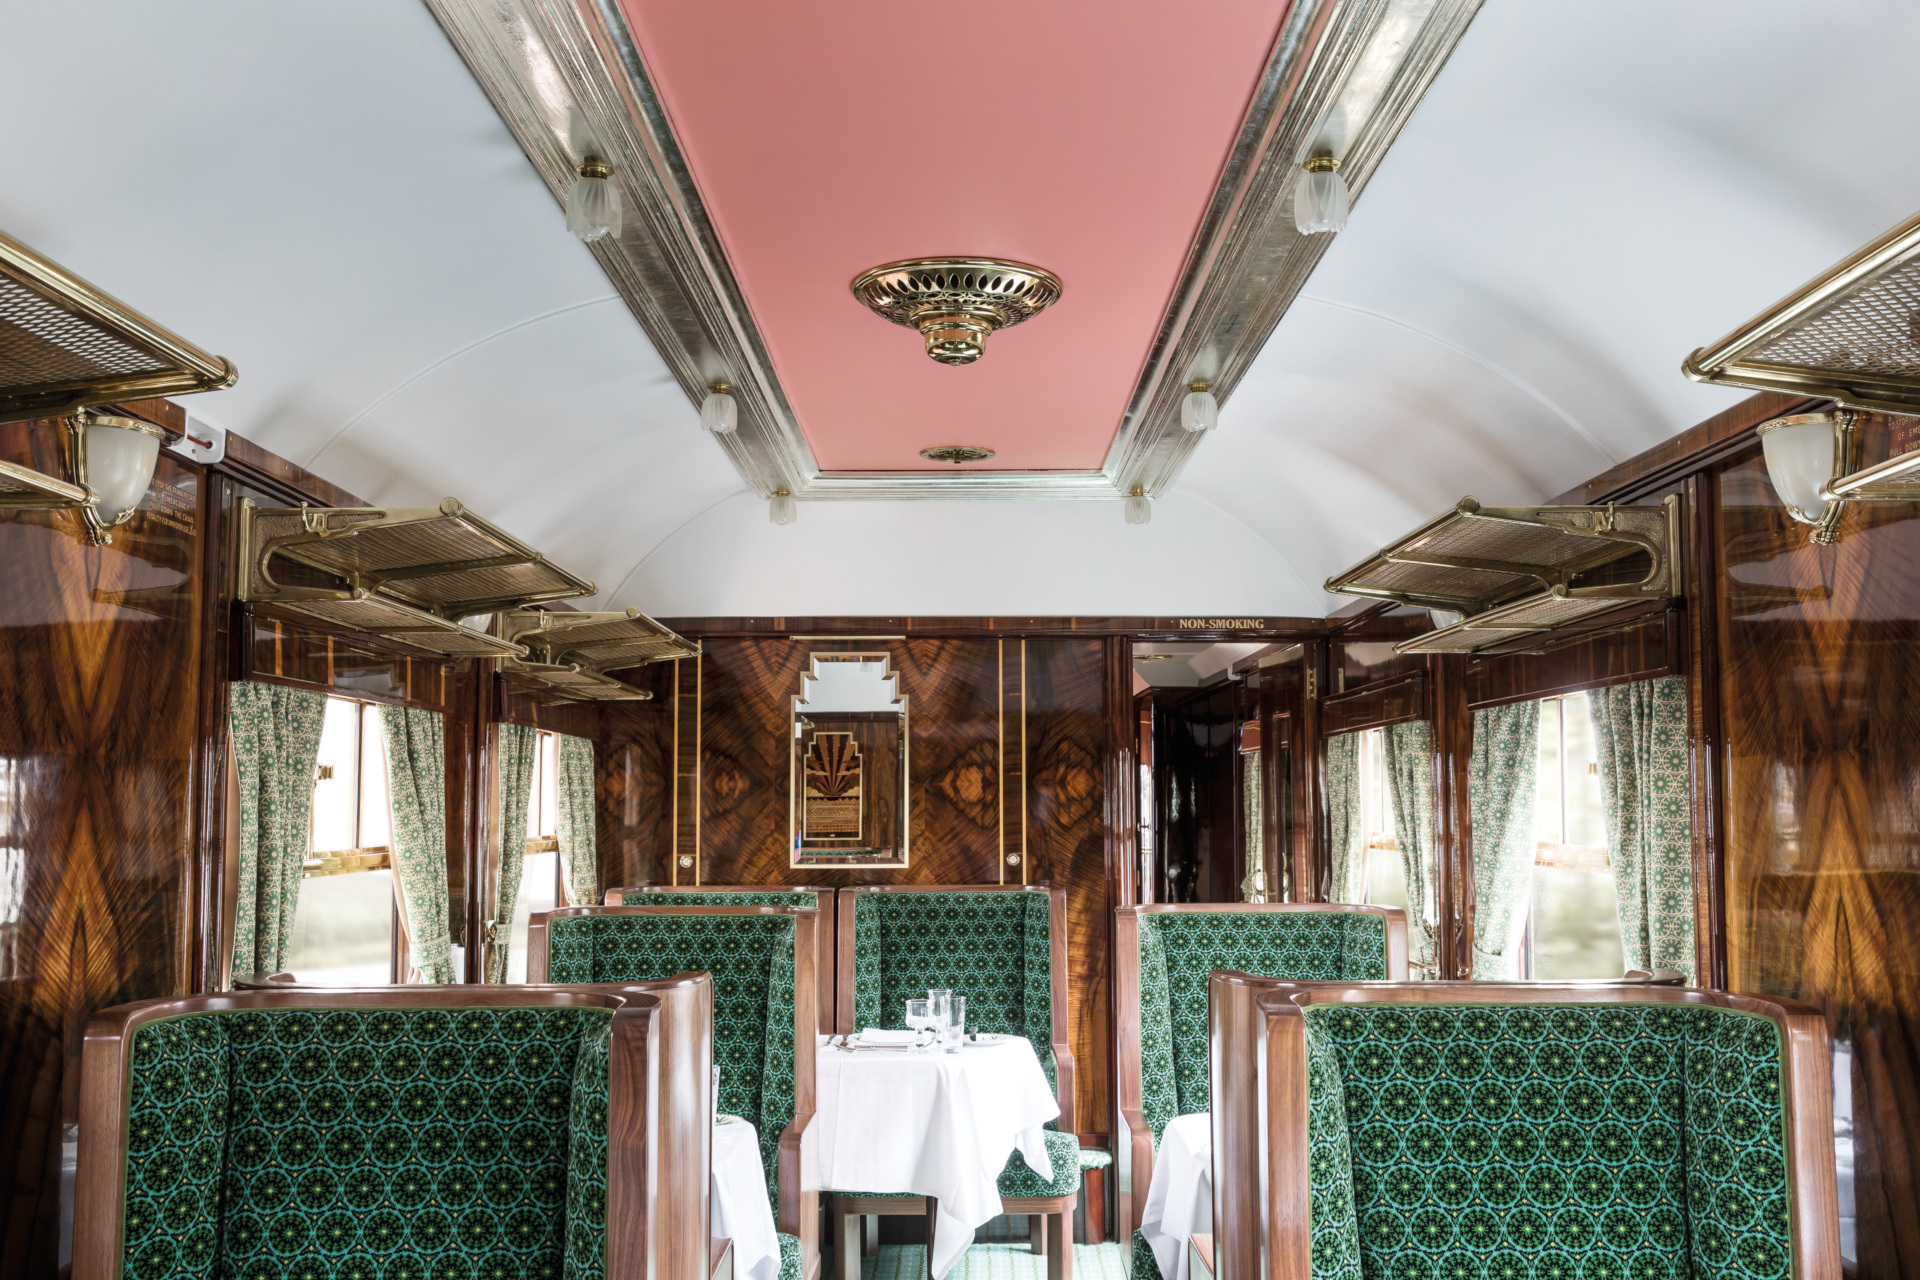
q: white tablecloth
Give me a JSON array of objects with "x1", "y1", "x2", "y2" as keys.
[
  {"x1": 816, "y1": 1034, "x2": 1059, "y2": 1278},
  {"x1": 713, "y1": 1116, "x2": 782, "y2": 1280},
  {"x1": 1139, "y1": 1113, "x2": 1212, "y2": 1280}
]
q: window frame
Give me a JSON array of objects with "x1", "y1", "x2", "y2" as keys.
[{"x1": 293, "y1": 695, "x2": 401, "y2": 983}]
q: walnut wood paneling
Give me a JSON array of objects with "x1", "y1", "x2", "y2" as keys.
[
  {"x1": 0, "y1": 418, "x2": 209, "y2": 1277},
  {"x1": 238, "y1": 611, "x2": 456, "y2": 711},
  {"x1": 1319, "y1": 671, "x2": 1426, "y2": 735},
  {"x1": 1716, "y1": 442, "x2": 1920, "y2": 1278},
  {"x1": 1464, "y1": 609, "x2": 1680, "y2": 709},
  {"x1": 497, "y1": 677, "x2": 602, "y2": 738}
]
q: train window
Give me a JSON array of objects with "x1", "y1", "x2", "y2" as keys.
[
  {"x1": 1356, "y1": 728, "x2": 1408, "y2": 912},
  {"x1": 505, "y1": 730, "x2": 562, "y2": 983},
  {"x1": 1526, "y1": 693, "x2": 1625, "y2": 979},
  {"x1": 284, "y1": 697, "x2": 398, "y2": 984}
]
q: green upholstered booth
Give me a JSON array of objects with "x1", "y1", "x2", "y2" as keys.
[
  {"x1": 1114, "y1": 904, "x2": 1407, "y2": 1251},
  {"x1": 531, "y1": 904, "x2": 821, "y2": 1280},
  {"x1": 605, "y1": 886, "x2": 837, "y2": 1033},
  {"x1": 831, "y1": 885, "x2": 1079, "y2": 1280},
  {"x1": 1210, "y1": 973, "x2": 1842, "y2": 1280},
  {"x1": 75, "y1": 978, "x2": 714, "y2": 1280}
]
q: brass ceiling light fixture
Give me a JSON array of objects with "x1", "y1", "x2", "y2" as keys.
[
  {"x1": 851, "y1": 258, "x2": 1062, "y2": 366},
  {"x1": 565, "y1": 107, "x2": 622, "y2": 243},
  {"x1": 918, "y1": 445, "x2": 995, "y2": 465}
]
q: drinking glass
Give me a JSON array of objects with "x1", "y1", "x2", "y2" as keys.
[
  {"x1": 905, "y1": 998, "x2": 937, "y2": 1052},
  {"x1": 944, "y1": 996, "x2": 966, "y2": 1052},
  {"x1": 926, "y1": 989, "x2": 952, "y2": 1036}
]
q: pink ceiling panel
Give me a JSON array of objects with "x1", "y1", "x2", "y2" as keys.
[{"x1": 617, "y1": 0, "x2": 1291, "y2": 472}]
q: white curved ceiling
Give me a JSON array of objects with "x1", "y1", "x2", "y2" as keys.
[{"x1": 4, "y1": 1, "x2": 1918, "y2": 619}]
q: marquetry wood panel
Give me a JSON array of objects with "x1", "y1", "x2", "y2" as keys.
[
  {"x1": 594, "y1": 663, "x2": 675, "y2": 894},
  {"x1": 0, "y1": 420, "x2": 208, "y2": 1277},
  {"x1": 1716, "y1": 445, "x2": 1920, "y2": 1278},
  {"x1": 1025, "y1": 639, "x2": 1113, "y2": 1140}
]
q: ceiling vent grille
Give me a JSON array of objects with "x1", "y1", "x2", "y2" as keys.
[{"x1": 1324, "y1": 496, "x2": 1681, "y2": 656}]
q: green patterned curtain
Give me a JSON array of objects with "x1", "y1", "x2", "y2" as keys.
[
  {"x1": 555, "y1": 734, "x2": 599, "y2": 906},
  {"x1": 1468, "y1": 701, "x2": 1540, "y2": 980},
  {"x1": 1325, "y1": 732, "x2": 1364, "y2": 904},
  {"x1": 383, "y1": 706, "x2": 455, "y2": 983},
  {"x1": 1588, "y1": 676, "x2": 1695, "y2": 979},
  {"x1": 229, "y1": 682, "x2": 329, "y2": 977},
  {"x1": 1382, "y1": 720, "x2": 1437, "y2": 975},
  {"x1": 488, "y1": 724, "x2": 540, "y2": 983},
  {"x1": 1241, "y1": 750, "x2": 1267, "y2": 902}
]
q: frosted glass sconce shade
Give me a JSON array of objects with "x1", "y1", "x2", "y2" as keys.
[
  {"x1": 1758, "y1": 413, "x2": 1842, "y2": 525},
  {"x1": 1124, "y1": 486, "x2": 1152, "y2": 525},
  {"x1": 1294, "y1": 156, "x2": 1349, "y2": 235},
  {"x1": 701, "y1": 383, "x2": 737, "y2": 433},
  {"x1": 769, "y1": 489, "x2": 797, "y2": 525},
  {"x1": 566, "y1": 161, "x2": 622, "y2": 243},
  {"x1": 69, "y1": 412, "x2": 163, "y2": 545},
  {"x1": 1181, "y1": 384, "x2": 1217, "y2": 433}
]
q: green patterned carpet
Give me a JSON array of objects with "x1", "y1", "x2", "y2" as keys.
[{"x1": 859, "y1": 1242, "x2": 1131, "y2": 1280}]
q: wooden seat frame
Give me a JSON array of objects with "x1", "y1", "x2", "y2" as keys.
[
  {"x1": 529, "y1": 904, "x2": 822, "y2": 1280},
  {"x1": 830, "y1": 884, "x2": 1077, "y2": 1280},
  {"x1": 1209, "y1": 972, "x2": 1844, "y2": 1280},
  {"x1": 1113, "y1": 903, "x2": 1408, "y2": 1244},
  {"x1": 76, "y1": 977, "x2": 713, "y2": 1280},
  {"x1": 606, "y1": 884, "x2": 839, "y2": 1035}
]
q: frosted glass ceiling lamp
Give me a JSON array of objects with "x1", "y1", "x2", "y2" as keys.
[
  {"x1": 769, "y1": 488, "x2": 797, "y2": 525},
  {"x1": 566, "y1": 158, "x2": 622, "y2": 243},
  {"x1": 1294, "y1": 155, "x2": 1349, "y2": 235},
  {"x1": 701, "y1": 381, "x2": 737, "y2": 434},
  {"x1": 67, "y1": 412, "x2": 164, "y2": 546},
  {"x1": 1181, "y1": 380, "x2": 1218, "y2": 433},
  {"x1": 1757, "y1": 412, "x2": 1853, "y2": 543},
  {"x1": 1124, "y1": 485, "x2": 1152, "y2": 525}
]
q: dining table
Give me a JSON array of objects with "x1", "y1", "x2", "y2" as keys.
[
  {"x1": 813, "y1": 1031, "x2": 1060, "y2": 1278},
  {"x1": 712, "y1": 1114, "x2": 783, "y2": 1280},
  {"x1": 1137, "y1": 1113, "x2": 1212, "y2": 1280}
]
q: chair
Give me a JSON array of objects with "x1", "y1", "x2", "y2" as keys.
[
  {"x1": 1114, "y1": 903, "x2": 1408, "y2": 1259},
  {"x1": 530, "y1": 904, "x2": 821, "y2": 1280},
  {"x1": 606, "y1": 886, "x2": 837, "y2": 1034},
  {"x1": 831, "y1": 885, "x2": 1079, "y2": 1280},
  {"x1": 1210, "y1": 972, "x2": 1843, "y2": 1280},
  {"x1": 75, "y1": 976, "x2": 713, "y2": 1280}
]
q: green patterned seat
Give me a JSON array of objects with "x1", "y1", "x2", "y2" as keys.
[
  {"x1": 844, "y1": 887, "x2": 1075, "y2": 1205},
  {"x1": 1118, "y1": 905, "x2": 1401, "y2": 1262},
  {"x1": 107, "y1": 1003, "x2": 620, "y2": 1280},
  {"x1": 545, "y1": 909, "x2": 810, "y2": 1280},
  {"x1": 1212, "y1": 982, "x2": 1834, "y2": 1280}
]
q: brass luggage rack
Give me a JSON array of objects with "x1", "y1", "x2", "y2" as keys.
[
  {"x1": 495, "y1": 608, "x2": 698, "y2": 702},
  {"x1": 1323, "y1": 495, "x2": 1681, "y2": 655},
  {"x1": 236, "y1": 498, "x2": 594, "y2": 659}
]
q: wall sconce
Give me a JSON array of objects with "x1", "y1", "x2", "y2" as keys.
[
  {"x1": 1124, "y1": 485, "x2": 1151, "y2": 525},
  {"x1": 701, "y1": 381, "x2": 737, "y2": 433},
  {"x1": 1758, "y1": 409, "x2": 1920, "y2": 543},
  {"x1": 68, "y1": 412, "x2": 164, "y2": 546},
  {"x1": 565, "y1": 106, "x2": 622, "y2": 243},
  {"x1": 769, "y1": 488, "x2": 797, "y2": 525}
]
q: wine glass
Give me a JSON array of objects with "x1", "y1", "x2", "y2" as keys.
[{"x1": 904, "y1": 999, "x2": 937, "y2": 1052}]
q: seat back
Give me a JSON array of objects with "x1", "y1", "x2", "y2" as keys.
[
  {"x1": 76, "y1": 979, "x2": 712, "y2": 1280},
  {"x1": 530, "y1": 904, "x2": 817, "y2": 1241},
  {"x1": 838, "y1": 884, "x2": 1072, "y2": 1121},
  {"x1": 1210, "y1": 974, "x2": 1840, "y2": 1280},
  {"x1": 1113, "y1": 904, "x2": 1406, "y2": 1240},
  {"x1": 604, "y1": 886, "x2": 836, "y2": 1033}
]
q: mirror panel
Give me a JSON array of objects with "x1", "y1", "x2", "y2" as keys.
[{"x1": 790, "y1": 652, "x2": 909, "y2": 867}]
